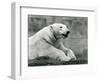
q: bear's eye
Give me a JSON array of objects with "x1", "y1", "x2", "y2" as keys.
[{"x1": 60, "y1": 26, "x2": 62, "y2": 28}]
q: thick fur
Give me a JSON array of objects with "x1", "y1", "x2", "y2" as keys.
[{"x1": 29, "y1": 23, "x2": 76, "y2": 61}]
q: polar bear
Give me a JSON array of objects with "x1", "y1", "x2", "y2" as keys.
[{"x1": 29, "y1": 23, "x2": 76, "y2": 61}]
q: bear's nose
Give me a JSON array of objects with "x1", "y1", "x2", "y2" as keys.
[
  {"x1": 65, "y1": 31, "x2": 70, "y2": 37},
  {"x1": 67, "y1": 31, "x2": 70, "y2": 35}
]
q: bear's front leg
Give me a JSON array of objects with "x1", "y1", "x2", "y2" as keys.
[
  {"x1": 65, "y1": 49, "x2": 77, "y2": 60},
  {"x1": 57, "y1": 41, "x2": 76, "y2": 60}
]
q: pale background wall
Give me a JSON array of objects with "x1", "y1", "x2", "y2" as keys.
[{"x1": 0, "y1": 0, "x2": 100, "y2": 81}]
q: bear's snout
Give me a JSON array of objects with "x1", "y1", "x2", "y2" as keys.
[
  {"x1": 62, "y1": 31, "x2": 70, "y2": 37},
  {"x1": 66, "y1": 31, "x2": 70, "y2": 35}
]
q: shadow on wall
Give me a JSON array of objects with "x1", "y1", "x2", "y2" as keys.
[{"x1": 28, "y1": 15, "x2": 88, "y2": 61}]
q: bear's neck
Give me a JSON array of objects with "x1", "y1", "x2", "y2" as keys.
[{"x1": 42, "y1": 27, "x2": 58, "y2": 46}]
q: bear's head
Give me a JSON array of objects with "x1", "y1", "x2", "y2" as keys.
[{"x1": 50, "y1": 23, "x2": 70, "y2": 39}]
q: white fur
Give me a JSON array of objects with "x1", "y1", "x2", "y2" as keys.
[{"x1": 29, "y1": 23, "x2": 76, "y2": 61}]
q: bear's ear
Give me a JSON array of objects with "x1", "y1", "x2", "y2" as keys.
[
  {"x1": 50, "y1": 25, "x2": 55, "y2": 34},
  {"x1": 50, "y1": 25, "x2": 53, "y2": 29},
  {"x1": 50, "y1": 25, "x2": 53, "y2": 31}
]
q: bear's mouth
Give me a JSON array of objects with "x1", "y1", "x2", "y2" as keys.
[
  {"x1": 62, "y1": 31, "x2": 70, "y2": 38},
  {"x1": 62, "y1": 34, "x2": 68, "y2": 38}
]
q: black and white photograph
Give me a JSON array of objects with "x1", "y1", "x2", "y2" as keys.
[{"x1": 28, "y1": 15, "x2": 88, "y2": 66}]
